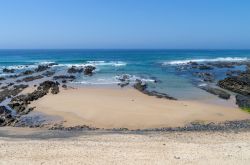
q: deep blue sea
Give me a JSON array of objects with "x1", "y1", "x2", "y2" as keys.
[{"x1": 1, "y1": 49, "x2": 250, "y2": 100}]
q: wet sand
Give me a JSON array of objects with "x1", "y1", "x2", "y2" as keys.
[
  {"x1": 30, "y1": 87, "x2": 250, "y2": 129},
  {"x1": 0, "y1": 127, "x2": 250, "y2": 165}
]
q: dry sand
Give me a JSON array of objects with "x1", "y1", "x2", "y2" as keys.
[
  {"x1": 0, "y1": 127, "x2": 250, "y2": 165},
  {"x1": 30, "y1": 87, "x2": 250, "y2": 129}
]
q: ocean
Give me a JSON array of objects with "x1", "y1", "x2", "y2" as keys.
[{"x1": 0, "y1": 49, "x2": 250, "y2": 100}]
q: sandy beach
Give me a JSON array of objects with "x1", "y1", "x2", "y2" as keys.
[
  {"x1": 30, "y1": 87, "x2": 250, "y2": 129},
  {"x1": 0, "y1": 127, "x2": 250, "y2": 165}
]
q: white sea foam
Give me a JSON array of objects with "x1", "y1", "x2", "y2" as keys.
[
  {"x1": 86, "y1": 61, "x2": 127, "y2": 67},
  {"x1": 163, "y1": 57, "x2": 248, "y2": 65}
]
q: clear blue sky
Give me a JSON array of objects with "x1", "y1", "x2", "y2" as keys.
[{"x1": 0, "y1": 0, "x2": 250, "y2": 49}]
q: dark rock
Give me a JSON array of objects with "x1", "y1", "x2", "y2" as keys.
[
  {"x1": 8, "y1": 81, "x2": 60, "y2": 117},
  {"x1": 197, "y1": 64, "x2": 213, "y2": 70},
  {"x1": 3, "y1": 68, "x2": 15, "y2": 73},
  {"x1": 218, "y1": 74, "x2": 250, "y2": 96},
  {"x1": 143, "y1": 90, "x2": 177, "y2": 100},
  {"x1": 0, "y1": 84, "x2": 28, "y2": 102},
  {"x1": 35, "y1": 65, "x2": 50, "y2": 72},
  {"x1": 226, "y1": 70, "x2": 242, "y2": 76},
  {"x1": 22, "y1": 70, "x2": 35, "y2": 76},
  {"x1": 68, "y1": 66, "x2": 84, "y2": 73},
  {"x1": 22, "y1": 75, "x2": 44, "y2": 82},
  {"x1": 0, "y1": 106, "x2": 14, "y2": 126},
  {"x1": 62, "y1": 84, "x2": 67, "y2": 88},
  {"x1": 84, "y1": 65, "x2": 96, "y2": 76},
  {"x1": 53, "y1": 75, "x2": 76, "y2": 81},
  {"x1": 200, "y1": 86, "x2": 230, "y2": 100},
  {"x1": 236, "y1": 95, "x2": 250, "y2": 108},
  {"x1": 62, "y1": 80, "x2": 67, "y2": 83},
  {"x1": 193, "y1": 72, "x2": 214, "y2": 82},
  {"x1": 133, "y1": 80, "x2": 147, "y2": 92},
  {"x1": 0, "y1": 77, "x2": 5, "y2": 81},
  {"x1": 42, "y1": 71, "x2": 55, "y2": 77}
]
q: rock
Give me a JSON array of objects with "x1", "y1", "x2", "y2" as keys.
[
  {"x1": 84, "y1": 65, "x2": 96, "y2": 76},
  {"x1": 117, "y1": 74, "x2": 131, "y2": 82},
  {"x1": 42, "y1": 71, "x2": 55, "y2": 77},
  {"x1": 207, "y1": 62, "x2": 236, "y2": 68},
  {"x1": 8, "y1": 81, "x2": 60, "y2": 116},
  {"x1": 22, "y1": 75, "x2": 44, "y2": 82},
  {"x1": 53, "y1": 75, "x2": 76, "y2": 81},
  {"x1": 226, "y1": 70, "x2": 241, "y2": 76},
  {"x1": 118, "y1": 82, "x2": 129, "y2": 88},
  {"x1": 0, "y1": 106, "x2": 14, "y2": 126},
  {"x1": 35, "y1": 65, "x2": 50, "y2": 72},
  {"x1": 200, "y1": 86, "x2": 230, "y2": 100},
  {"x1": 0, "y1": 84, "x2": 28, "y2": 102},
  {"x1": 62, "y1": 80, "x2": 67, "y2": 83},
  {"x1": 133, "y1": 80, "x2": 147, "y2": 92},
  {"x1": 236, "y1": 95, "x2": 250, "y2": 108},
  {"x1": 197, "y1": 64, "x2": 213, "y2": 70},
  {"x1": 22, "y1": 70, "x2": 35, "y2": 76},
  {"x1": 0, "y1": 77, "x2": 6, "y2": 81},
  {"x1": 68, "y1": 66, "x2": 84, "y2": 73},
  {"x1": 62, "y1": 84, "x2": 67, "y2": 88},
  {"x1": 2, "y1": 68, "x2": 15, "y2": 73},
  {"x1": 218, "y1": 73, "x2": 250, "y2": 96},
  {"x1": 193, "y1": 72, "x2": 214, "y2": 82},
  {"x1": 143, "y1": 90, "x2": 177, "y2": 100}
]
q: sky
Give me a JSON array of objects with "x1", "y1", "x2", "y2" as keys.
[{"x1": 0, "y1": 0, "x2": 250, "y2": 49}]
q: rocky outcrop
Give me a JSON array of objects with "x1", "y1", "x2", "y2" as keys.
[
  {"x1": 35, "y1": 65, "x2": 50, "y2": 72},
  {"x1": 68, "y1": 66, "x2": 83, "y2": 73},
  {"x1": 0, "y1": 84, "x2": 28, "y2": 102},
  {"x1": 84, "y1": 65, "x2": 96, "y2": 76},
  {"x1": 0, "y1": 106, "x2": 15, "y2": 126},
  {"x1": 0, "y1": 77, "x2": 5, "y2": 81},
  {"x1": 8, "y1": 81, "x2": 60, "y2": 119},
  {"x1": 236, "y1": 95, "x2": 250, "y2": 109},
  {"x1": 2, "y1": 68, "x2": 15, "y2": 73},
  {"x1": 193, "y1": 72, "x2": 214, "y2": 82},
  {"x1": 53, "y1": 75, "x2": 76, "y2": 81},
  {"x1": 133, "y1": 80, "x2": 176, "y2": 100},
  {"x1": 218, "y1": 75, "x2": 250, "y2": 96},
  {"x1": 22, "y1": 70, "x2": 35, "y2": 76},
  {"x1": 22, "y1": 75, "x2": 44, "y2": 82},
  {"x1": 42, "y1": 71, "x2": 55, "y2": 77},
  {"x1": 200, "y1": 86, "x2": 230, "y2": 100}
]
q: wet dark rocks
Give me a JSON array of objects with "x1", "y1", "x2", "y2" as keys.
[
  {"x1": 84, "y1": 65, "x2": 96, "y2": 76},
  {"x1": 200, "y1": 86, "x2": 230, "y2": 100},
  {"x1": 68, "y1": 66, "x2": 84, "y2": 74},
  {"x1": 0, "y1": 106, "x2": 15, "y2": 126},
  {"x1": 1, "y1": 83, "x2": 15, "y2": 90},
  {"x1": 207, "y1": 62, "x2": 236, "y2": 68},
  {"x1": 193, "y1": 72, "x2": 215, "y2": 82},
  {"x1": 2, "y1": 68, "x2": 15, "y2": 73},
  {"x1": 143, "y1": 90, "x2": 177, "y2": 100},
  {"x1": 42, "y1": 71, "x2": 55, "y2": 77},
  {"x1": 62, "y1": 84, "x2": 67, "y2": 88},
  {"x1": 218, "y1": 74, "x2": 250, "y2": 96},
  {"x1": 22, "y1": 75, "x2": 44, "y2": 82},
  {"x1": 35, "y1": 65, "x2": 50, "y2": 72},
  {"x1": 134, "y1": 80, "x2": 177, "y2": 100},
  {"x1": 53, "y1": 75, "x2": 76, "y2": 81},
  {"x1": 117, "y1": 74, "x2": 131, "y2": 87},
  {"x1": 0, "y1": 84, "x2": 28, "y2": 102},
  {"x1": 133, "y1": 80, "x2": 147, "y2": 92},
  {"x1": 62, "y1": 80, "x2": 67, "y2": 83},
  {"x1": 8, "y1": 81, "x2": 60, "y2": 116},
  {"x1": 0, "y1": 77, "x2": 6, "y2": 81},
  {"x1": 197, "y1": 64, "x2": 213, "y2": 70},
  {"x1": 236, "y1": 95, "x2": 250, "y2": 109},
  {"x1": 22, "y1": 70, "x2": 35, "y2": 76},
  {"x1": 226, "y1": 70, "x2": 242, "y2": 76}
]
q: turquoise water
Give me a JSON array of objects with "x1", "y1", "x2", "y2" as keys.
[{"x1": 0, "y1": 49, "x2": 250, "y2": 99}]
